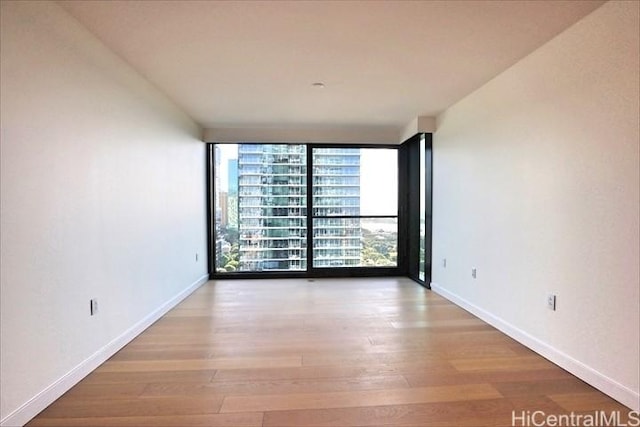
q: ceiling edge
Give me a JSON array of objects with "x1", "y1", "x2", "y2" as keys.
[
  {"x1": 203, "y1": 126, "x2": 402, "y2": 144},
  {"x1": 400, "y1": 117, "x2": 437, "y2": 143}
]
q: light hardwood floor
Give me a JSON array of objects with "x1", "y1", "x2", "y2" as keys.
[{"x1": 28, "y1": 278, "x2": 631, "y2": 426}]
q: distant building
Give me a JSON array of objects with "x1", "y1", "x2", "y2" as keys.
[
  {"x1": 312, "y1": 148, "x2": 362, "y2": 268},
  {"x1": 227, "y1": 159, "x2": 238, "y2": 228},
  {"x1": 236, "y1": 144, "x2": 362, "y2": 271},
  {"x1": 228, "y1": 159, "x2": 238, "y2": 196},
  {"x1": 219, "y1": 191, "x2": 228, "y2": 227},
  {"x1": 214, "y1": 145, "x2": 222, "y2": 224}
]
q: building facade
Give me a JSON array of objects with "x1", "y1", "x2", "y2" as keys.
[
  {"x1": 231, "y1": 144, "x2": 362, "y2": 271},
  {"x1": 311, "y1": 148, "x2": 362, "y2": 268}
]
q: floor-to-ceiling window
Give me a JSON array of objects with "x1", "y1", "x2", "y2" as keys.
[
  {"x1": 400, "y1": 133, "x2": 432, "y2": 287},
  {"x1": 419, "y1": 135, "x2": 427, "y2": 281},
  {"x1": 311, "y1": 147, "x2": 398, "y2": 269},
  {"x1": 209, "y1": 143, "x2": 399, "y2": 277},
  {"x1": 213, "y1": 144, "x2": 307, "y2": 273}
]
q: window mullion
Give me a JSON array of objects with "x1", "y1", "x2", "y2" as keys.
[{"x1": 306, "y1": 144, "x2": 314, "y2": 273}]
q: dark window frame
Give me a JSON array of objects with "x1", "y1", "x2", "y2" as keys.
[
  {"x1": 207, "y1": 142, "x2": 402, "y2": 279},
  {"x1": 399, "y1": 133, "x2": 432, "y2": 288},
  {"x1": 307, "y1": 143, "x2": 400, "y2": 277}
]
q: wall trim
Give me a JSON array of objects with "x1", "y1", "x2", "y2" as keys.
[
  {"x1": 1, "y1": 274, "x2": 210, "y2": 427},
  {"x1": 430, "y1": 282, "x2": 640, "y2": 411}
]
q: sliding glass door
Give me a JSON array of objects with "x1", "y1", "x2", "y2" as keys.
[{"x1": 311, "y1": 147, "x2": 398, "y2": 269}]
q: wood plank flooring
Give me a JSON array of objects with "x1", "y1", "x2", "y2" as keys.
[{"x1": 27, "y1": 278, "x2": 631, "y2": 426}]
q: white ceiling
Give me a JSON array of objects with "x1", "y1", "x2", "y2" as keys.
[{"x1": 59, "y1": 0, "x2": 604, "y2": 139}]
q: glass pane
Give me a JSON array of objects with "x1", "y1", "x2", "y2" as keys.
[
  {"x1": 215, "y1": 144, "x2": 307, "y2": 273},
  {"x1": 312, "y1": 148, "x2": 397, "y2": 217},
  {"x1": 313, "y1": 218, "x2": 397, "y2": 268},
  {"x1": 419, "y1": 135, "x2": 426, "y2": 281},
  {"x1": 361, "y1": 149, "x2": 397, "y2": 216}
]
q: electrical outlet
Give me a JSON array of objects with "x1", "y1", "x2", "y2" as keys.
[
  {"x1": 547, "y1": 294, "x2": 556, "y2": 311},
  {"x1": 90, "y1": 299, "x2": 98, "y2": 316},
  {"x1": 471, "y1": 268, "x2": 477, "y2": 279},
  {"x1": 443, "y1": 258, "x2": 447, "y2": 268}
]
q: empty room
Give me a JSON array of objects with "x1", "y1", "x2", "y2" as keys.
[{"x1": 1, "y1": 1, "x2": 638, "y2": 426}]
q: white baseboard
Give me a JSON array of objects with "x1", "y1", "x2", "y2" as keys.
[
  {"x1": 430, "y1": 282, "x2": 640, "y2": 411},
  {"x1": 1, "y1": 274, "x2": 209, "y2": 427}
]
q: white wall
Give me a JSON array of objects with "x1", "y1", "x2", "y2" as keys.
[
  {"x1": 432, "y1": 0, "x2": 639, "y2": 410},
  {"x1": 0, "y1": 1, "x2": 208, "y2": 424}
]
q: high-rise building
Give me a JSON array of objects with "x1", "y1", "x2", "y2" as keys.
[
  {"x1": 227, "y1": 159, "x2": 239, "y2": 228},
  {"x1": 214, "y1": 145, "x2": 222, "y2": 225},
  {"x1": 237, "y1": 144, "x2": 306, "y2": 271},
  {"x1": 311, "y1": 148, "x2": 362, "y2": 268},
  {"x1": 235, "y1": 144, "x2": 361, "y2": 271},
  {"x1": 228, "y1": 159, "x2": 238, "y2": 196}
]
